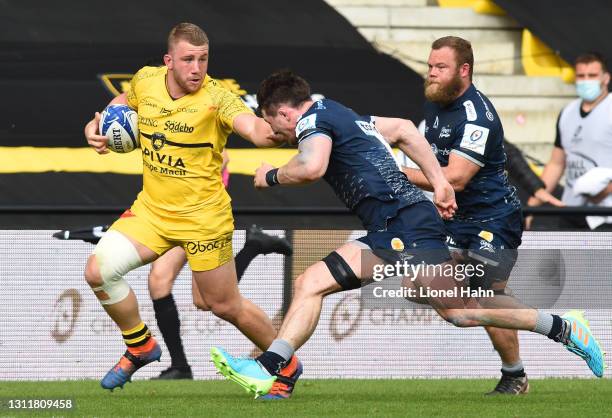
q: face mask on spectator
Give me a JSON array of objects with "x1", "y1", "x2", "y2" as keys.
[{"x1": 576, "y1": 79, "x2": 602, "y2": 101}]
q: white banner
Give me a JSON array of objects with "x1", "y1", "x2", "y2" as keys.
[
  {"x1": 0, "y1": 230, "x2": 285, "y2": 381},
  {"x1": 0, "y1": 231, "x2": 610, "y2": 380}
]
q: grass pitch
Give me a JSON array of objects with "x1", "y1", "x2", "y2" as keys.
[{"x1": 1, "y1": 379, "x2": 610, "y2": 417}]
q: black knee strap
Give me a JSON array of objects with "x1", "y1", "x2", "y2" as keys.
[{"x1": 322, "y1": 251, "x2": 360, "y2": 290}]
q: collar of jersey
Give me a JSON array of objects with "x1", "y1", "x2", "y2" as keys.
[{"x1": 162, "y1": 67, "x2": 211, "y2": 100}]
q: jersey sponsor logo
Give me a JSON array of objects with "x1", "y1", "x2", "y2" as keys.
[
  {"x1": 479, "y1": 239, "x2": 496, "y2": 253},
  {"x1": 478, "y1": 230, "x2": 494, "y2": 243},
  {"x1": 460, "y1": 123, "x2": 490, "y2": 155},
  {"x1": 141, "y1": 98, "x2": 158, "y2": 109},
  {"x1": 355, "y1": 120, "x2": 374, "y2": 133},
  {"x1": 164, "y1": 121, "x2": 194, "y2": 133},
  {"x1": 355, "y1": 120, "x2": 383, "y2": 139},
  {"x1": 463, "y1": 100, "x2": 478, "y2": 122},
  {"x1": 296, "y1": 114, "x2": 317, "y2": 138},
  {"x1": 151, "y1": 132, "x2": 166, "y2": 151},
  {"x1": 315, "y1": 100, "x2": 326, "y2": 110},
  {"x1": 356, "y1": 120, "x2": 400, "y2": 168},
  {"x1": 431, "y1": 143, "x2": 451, "y2": 156},
  {"x1": 391, "y1": 237, "x2": 405, "y2": 251},
  {"x1": 142, "y1": 145, "x2": 186, "y2": 170},
  {"x1": 185, "y1": 235, "x2": 232, "y2": 255},
  {"x1": 138, "y1": 116, "x2": 158, "y2": 128},
  {"x1": 176, "y1": 106, "x2": 198, "y2": 113},
  {"x1": 439, "y1": 126, "x2": 452, "y2": 139},
  {"x1": 433, "y1": 116, "x2": 439, "y2": 129},
  {"x1": 160, "y1": 107, "x2": 172, "y2": 116},
  {"x1": 476, "y1": 91, "x2": 495, "y2": 121}
]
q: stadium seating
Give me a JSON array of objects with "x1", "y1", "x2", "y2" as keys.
[{"x1": 325, "y1": 0, "x2": 576, "y2": 162}]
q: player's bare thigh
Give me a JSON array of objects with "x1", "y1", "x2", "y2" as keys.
[{"x1": 295, "y1": 241, "x2": 385, "y2": 297}]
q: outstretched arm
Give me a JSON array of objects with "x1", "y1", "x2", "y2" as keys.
[
  {"x1": 376, "y1": 117, "x2": 481, "y2": 193},
  {"x1": 374, "y1": 117, "x2": 447, "y2": 189},
  {"x1": 253, "y1": 135, "x2": 332, "y2": 188},
  {"x1": 403, "y1": 153, "x2": 480, "y2": 193},
  {"x1": 233, "y1": 113, "x2": 285, "y2": 148},
  {"x1": 374, "y1": 116, "x2": 457, "y2": 218}
]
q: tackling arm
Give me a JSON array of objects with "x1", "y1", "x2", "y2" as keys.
[
  {"x1": 402, "y1": 153, "x2": 479, "y2": 192},
  {"x1": 375, "y1": 117, "x2": 479, "y2": 192},
  {"x1": 374, "y1": 117, "x2": 456, "y2": 190},
  {"x1": 254, "y1": 135, "x2": 332, "y2": 188},
  {"x1": 374, "y1": 116, "x2": 456, "y2": 218}
]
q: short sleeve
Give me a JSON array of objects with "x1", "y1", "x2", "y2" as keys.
[
  {"x1": 295, "y1": 112, "x2": 334, "y2": 144},
  {"x1": 216, "y1": 88, "x2": 253, "y2": 132},
  {"x1": 126, "y1": 69, "x2": 142, "y2": 110},
  {"x1": 451, "y1": 113, "x2": 503, "y2": 167}
]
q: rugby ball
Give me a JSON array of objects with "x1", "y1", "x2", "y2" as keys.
[{"x1": 99, "y1": 104, "x2": 139, "y2": 153}]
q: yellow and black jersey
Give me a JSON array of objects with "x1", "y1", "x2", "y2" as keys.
[{"x1": 126, "y1": 66, "x2": 253, "y2": 217}]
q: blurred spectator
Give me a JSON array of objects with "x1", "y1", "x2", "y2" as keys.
[
  {"x1": 530, "y1": 52, "x2": 612, "y2": 230},
  {"x1": 504, "y1": 139, "x2": 562, "y2": 206}
]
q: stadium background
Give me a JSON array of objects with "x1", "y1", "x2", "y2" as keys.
[{"x1": 1, "y1": 0, "x2": 611, "y2": 387}]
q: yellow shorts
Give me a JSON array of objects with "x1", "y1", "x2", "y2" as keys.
[{"x1": 110, "y1": 199, "x2": 234, "y2": 271}]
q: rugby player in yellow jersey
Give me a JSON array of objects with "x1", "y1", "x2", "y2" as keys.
[{"x1": 83, "y1": 22, "x2": 301, "y2": 394}]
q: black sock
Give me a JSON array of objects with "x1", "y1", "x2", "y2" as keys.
[
  {"x1": 547, "y1": 314, "x2": 567, "y2": 342},
  {"x1": 501, "y1": 368, "x2": 526, "y2": 378},
  {"x1": 256, "y1": 351, "x2": 287, "y2": 375},
  {"x1": 235, "y1": 242, "x2": 261, "y2": 282},
  {"x1": 152, "y1": 294, "x2": 189, "y2": 369}
]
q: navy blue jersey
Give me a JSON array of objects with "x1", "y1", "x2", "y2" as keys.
[
  {"x1": 296, "y1": 99, "x2": 428, "y2": 231},
  {"x1": 423, "y1": 84, "x2": 520, "y2": 221}
]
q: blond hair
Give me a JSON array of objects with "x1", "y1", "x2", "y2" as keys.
[{"x1": 167, "y1": 22, "x2": 209, "y2": 52}]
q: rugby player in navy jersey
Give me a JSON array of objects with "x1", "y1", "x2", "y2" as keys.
[
  {"x1": 210, "y1": 70, "x2": 604, "y2": 399},
  {"x1": 400, "y1": 36, "x2": 601, "y2": 394},
  {"x1": 400, "y1": 36, "x2": 526, "y2": 394}
]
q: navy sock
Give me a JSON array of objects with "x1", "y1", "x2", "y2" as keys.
[
  {"x1": 256, "y1": 351, "x2": 287, "y2": 375},
  {"x1": 501, "y1": 368, "x2": 526, "y2": 378},
  {"x1": 548, "y1": 314, "x2": 566, "y2": 342}
]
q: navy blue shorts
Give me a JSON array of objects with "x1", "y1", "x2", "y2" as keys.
[
  {"x1": 357, "y1": 201, "x2": 451, "y2": 266},
  {"x1": 445, "y1": 209, "x2": 523, "y2": 284}
]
